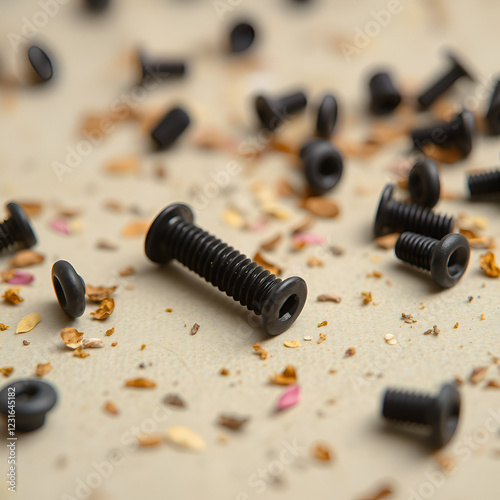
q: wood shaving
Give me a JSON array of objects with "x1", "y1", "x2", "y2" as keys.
[
  {"x1": 190, "y1": 323, "x2": 200, "y2": 335},
  {"x1": 104, "y1": 155, "x2": 140, "y2": 174},
  {"x1": 165, "y1": 308, "x2": 173, "y2": 313},
  {"x1": 357, "y1": 485, "x2": 393, "y2": 500},
  {"x1": 362, "y1": 292, "x2": 373, "y2": 305},
  {"x1": 121, "y1": 220, "x2": 150, "y2": 237},
  {"x1": 375, "y1": 233, "x2": 399, "y2": 250},
  {"x1": 22, "y1": 340, "x2": 29, "y2": 346},
  {"x1": 303, "y1": 335, "x2": 313, "y2": 341},
  {"x1": 105, "y1": 328, "x2": 115, "y2": 336},
  {"x1": 306, "y1": 256, "x2": 324, "y2": 267},
  {"x1": 292, "y1": 215, "x2": 315, "y2": 234},
  {"x1": 311, "y1": 442, "x2": 333, "y2": 462},
  {"x1": 96, "y1": 239, "x2": 118, "y2": 250},
  {"x1": 164, "y1": 394, "x2": 186, "y2": 408},
  {"x1": 16, "y1": 312, "x2": 41, "y2": 334},
  {"x1": 253, "y1": 342, "x2": 269, "y2": 360},
  {"x1": 218, "y1": 414, "x2": 249, "y2": 431},
  {"x1": 485, "y1": 380, "x2": 500, "y2": 389},
  {"x1": 454, "y1": 322, "x2": 459, "y2": 329},
  {"x1": 73, "y1": 347, "x2": 90, "y2": 358},
  {"x1": 0, "y1": 323, "x2": 9, "y2": 330},
  {"x1": 60, "y1": 327, "x2": 84, "y2": 348},
  {"x1": 434, "y1": 454, "x2": 455, "y2": 473},
  {"x1": 190, "y1": 126, "x2": 235, "y2": 151},
  {"x1": 334, "y1": 137, "x2": 381, "y2": 158},
  {"x1": 479, "y1": 252, "x2": 500, "y2": 278},
  {"x1": 0, "y1": 269, "x2": 16, "y2": 282},
  {"x1": 422, "y1": 144, "x2": 463, "y2": 164},
  {"x1": 301, "y1": 197, "x2": 339, "y2": 218},
  {"x1": 270, "y1": 365, "x2": 297, "y2": 386},
  {"x1": 103, "y1": 200, "x2": 125, "y2": 213},
  {"x1": 136, "y1": 433, "x2": 163, "y2": 447},
  {"x1": 481, "y1": 313, "x2": 486, "y2": 321},
  {"x1": 18, "y1": 201, "x2": 43, "y2": 217},
  {"x1": 318, "y1": 333, "x2": 327, "y2": 344},
  {"x1": 253, "y1": 252, "x2": 282, "y2": 276},
  {"x1": 140, "y1": 344, "x2": 146, "y2": 350},
  {"x1": 111, "y1": 342, "x2": 118, "y2": 347},
  {"x1": 469, "y1": 366, "x2": 489, "y2": 385},
  {"x1": 86, "y1": 285, "x2": 117, "y2": 302},
  {"x1": 165, "y1": 426, "x2": 206, "y2": 451},
  {"x1": 118, "y1": 266, "x2": 135, "y2": 277},
  {"x1": 90, "y1": 298, "x2": 115, "y2": 320},
  {"x1": 219, "y1": 368, "x2": 229, "y2": 376},
  {"x1": 222, "y1": 208, "x2": 245, "y2": 229},
  {"x1": 35, "y1": 362, "x2": 52, "y2": 377},
  {"x1": 317, "y1": 293, "x2": 341, "y2": 303},
  {"x1": 0, "y1": 367, "x2": 13, "y2": 377},
  {"x1": 345, "y1": 347, "x2": 356, "y2": 357},
  {"x1": 402, "y1": 313, "x2": 416, "y2": 324},
  {"x1": 125, "y1": 378, "x2": 156, "y2": 388},
  {"x1": 104, "y1": 401, "x2": 119, "y2": 415},
  {"x1": 82, "y1": 338, "x2": 105, "y2": 348},
  {"x1": 424, "y1": 325, "x2": 440, "y2": 336},
  {"x1": 284, "y1": 340, "x2": 300, "y2": 348},
  {"x1": 367, "y1": 271, "x2": 383, "y2": 278},
  {"x1": 2, "y1": 288, "x2": 23, "y2": 305},
  {"x1": 260, "y1": 233, "x2": 282, "y2": 251},
  {"x1": 8, "y1": 249, "x2": 44, "y2": 268},
  {"x1": 459, "y1": 228, "x2": 493, "y2": 249},
  {"x1": 384, "y1": 334, "x2": 397, "y2": 345}
]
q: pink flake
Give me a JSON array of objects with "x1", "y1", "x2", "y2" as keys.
[
  {"x1": 249, "y1": 218, "x2": 269, "y2": 232},
  {"x1": 8, "y1": 270, "x2": 34, "y2": 285},
  {"x1": 292, "y1": 233, "x2": 326, "y2": 246},
  {"x1": 50, "y1": 218, "x2": 70, "y2": 235},
  {"x1": 277, "y1": 385, "x2": 300, "y2": 411}
]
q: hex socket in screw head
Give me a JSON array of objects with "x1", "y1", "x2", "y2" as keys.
[{"x1": 408, "y1": 157, "x2": 440, "y2": 208}]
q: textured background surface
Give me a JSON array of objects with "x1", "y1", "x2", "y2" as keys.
[{"x1": 0, "y1": 1, "x2": 499, "y2": 499}]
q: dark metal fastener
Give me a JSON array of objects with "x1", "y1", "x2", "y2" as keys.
[
  {"x1": 145, "y1": 203, "x2": 307, "y2": 335},
  {"x1": 28, "y1": 46, "x2": 53, "y2": 83},
  {"x1": 408, "y1": 157, "x2": 441, "y2": 208},
  {"x1": 368, "y1": 71, "x2": 401, "y2": 115},
  {"x1": 485, "y1": 80, "x2": 500, "y2": 135},
  {"x1": 374, "y1": 184, "x2": 454, "y2": 239},
  {"x1": 0, "y1": 202, "x2": 37, "y2": 253},
  {"x1": 52, "y1": 260, "x2": 86, "y2": 319},
  {"x1": 254, "y1": 90, "x2": 307, "y2": 131},
  {"x1": 316, "y1": 94, "x2": 338, "y2": 138},
  {"x1": 229, "y1": 21, "x2": 256, "y2": 53},
  {"x1": 299, "y1": 139, "x2": 343, "y2": 195},
  {"x1": 411, "y1": 109, "x2": 475, "y2": 159},
  {"x1": 84, "y1": 0, "x2": 111, "y2": 12},
  {"x1": 417, "y1": 52, "x2": 474, "y2": 110},
  {"x1": 151, "y1": 107, "x2": 191, "y2": 150},
  {"x1": 468, "y1": 168, "x2": 500, "y2": 197},
  {"x1": 395, "y1": 232, "x2": 470, "y2": 288},
  {"x1": 137, "y1": 49, "x2": 186, "y2": 84},
  {"x1": 0, "y1": 379, "x2": 58, "y2": 432},
  {"x1": 382, "y1": 383, "x2": 461, "y2": 448}
]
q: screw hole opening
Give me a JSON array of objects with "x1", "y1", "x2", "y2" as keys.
[
  {"x1": 53, "y1": 276, "x2": 67, "y2": 309},
  {"x1": 447, "y1": 247, "x2": 468, "y2": 278},
  {"x1": 279, "y1": 294, "x2": 299, "y2": 322}
]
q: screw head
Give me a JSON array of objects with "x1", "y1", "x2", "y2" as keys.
[
  {"x1": 229, "y1": 22, "x2": 256, "y2": 53},
  {"x1": 260, "y1": 277, "x2": 307, "y2": 336},
  {"x1": 449, "y1": 109, "x2": 476, "y2": 157},
  {"x1": 145, "y1": 203, "x2": 194, "y2": 264},
  {"x1": 316, "y1": 94, "x2": 338, "y2": 138},
  {"x1": 446, "y1": 51, "x2": 474, "y2": 81},
  {"x1": 27, "y1": 46, "x2": 53, "y2": 83},
  {"x1": 427, "y1": 383, "x2": 461, "y2": 448},
  {"x1": 408, "y1": 158, "x2": 440, "y2": 208},
  {"x1": 374, "y1": 184, "x2": 394, "y2": 237},
  {"x1": 255, "y1": 95, "x2": 281, "y2": 130},
  {"x1": 6, "y1": 202, "x2": 37, "y2": 249},
  {"x1": 430, "y1": 233, "x2": 470, "y2": 288},
  {"x1": 52, "y1": 260, "x2": 86, "y2": 319}
]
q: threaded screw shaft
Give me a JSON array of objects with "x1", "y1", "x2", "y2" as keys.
[
  {"x1": 468, "y1": 169, "x2": 500, "y2": 196},
  {"x1": 395, "y1": 232, "x2": 438, "y2": 271},
  {"x1": 383, "y1": 389, "x2": 433, "y2": 425}
]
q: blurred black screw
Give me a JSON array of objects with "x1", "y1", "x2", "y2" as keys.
[
  {"x1": 417, "y1": 52, "x2": 474, "y2": 110},
  {"x1": 368, "y1": 71, "x2": 401, "y2": 115},
  {"x1": 0, "y1": 379, "x2": 58, "y2": 432},
  {"x1": 137, "y1": 49, "x2": 186, "y2": 84},
  {"x1": 382, "y1": 383, "x2": 461, "y2": 448},
  {"x1": 395, "y1": 232, "x2": 469, "y2": 288},
  {"x1": 411, "y1": 109, "x2": 476, "y2": 158},
  {"x1": 52, "y1": 261, "x2": 86, "y2": 319},
  {"x1": 468, "y1": 168, "x2": 500, "y2": 197},
  {"x1": 486, "y1": 80, "x2": 500, "y2": 135},
  {"x1": 316, "y1": 94, "x2": 338, "y2": 138},
  {"x1": 145, "y1": 203, "x2": 307, "y2": 335},
  {"x1": 151, "y1": 107, "x2": 190, "y2": 150},
  {"x1": 84, "y1": 0, "x2": 110, "y2": 12},
  {"x1": 255, "y1": 90, "x2": 307, "y2": 130},
  {"x1": 229, "y1": 21, "x2": 256, "y2": 53},
  {"x1": 27, "y1": 46, "x2": 53, "y2": 83},
  {"x1": 0, "y1": 202, "x2": 37, "y2": 253},
  {"x1": 374, "y1": 184, "x2": 454, "y2": 239},
  {"x1": 299, "y1": 139, "x2": 343, "y2": 195},
  {"x1": 408, "y1": 158, "x2": 440, "y2": 208}
]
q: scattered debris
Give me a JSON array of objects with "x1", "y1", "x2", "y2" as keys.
[
  {"x1": 479, "y1": 251, "x2": 500, "y2": 278},
  {"x1": 35, "y1": 362, "x2": 52, "y2": 377},
  {"x1": 91, "y1": 298, "x2": 115, "y2": 320},
  {"x1": 424, "y1": 325, "x2": 440, "y2": 336},
  {"x1": 270, "y1": 365, "x2": 297, "y2": 386},
  {"x1": 16, "y1": 312, "x2": 41, "y2": 334},
  {"x1": 0, "y1": 367, "x2": 13, "y2": 377},
  {"x1": 82, "y1": 338, "x2": 105, "y2": 348},
  {"x1": 104, "y1": 401, "x2": 119, "y2": 415},
  {"x1": 469, "y1": 366, "x2": 489, "y2": 385},
  {"x1": 218, "y1": 414, "x2": 249, "y2": 431},
  {"x1": 253, "y1": 251, "x2": 282, "y2": 276},
  {"x1": 164, "y1": 394, "x2": 186, "y2": 408},
  {"x1": 317, "y1": 293, "x2": 341, "y2": 303},
  {"x1": 362, "y1": 292, "x2": 373, "y2": 305},
  {"x1": 253, "y1": 342, "x2": 269, "y2": 359},
  {"x1": 8, "y1": 249, "x2": 44, "y2": 268},
  {"x1": 284, "y1": 340, "x2": 300, "y2": 348},
  {"x1": 165, "y1": 426, "x2": 206, "y2": 451},
  {"x1": 73, "y1": 347, "x2": 90, "y2": 358},
  {"x1": 311, "y1": 442, "x2": 333, "y2": 462},
  {"x1": 401, "y1": 313, "x2": 417, "y2": 324},
  {"x1": 86, "y1": 285, "x2": 117, "y2": 302},
  {"x1": 345, "y1": 347, "x2": 356, "y2": 357},
  {"x1": 136, "y1": 433, "x2": 163, "y2": 447},
  {"x1": 2, "y1": 288, "x2": 23, "y2": 305},
  {"x1": 384, "y1": 334, "x2": 397, "y2": 345},
  {"x1": 374, "y1": 233, "x2": 399, "y2": 250},
  {"x1": 318, "y1": 333, "x2": 327, "y2": 344},
  {"x1": 60, "y1": 327, "x2": 84, "y2": 348},
  {"x1": 125, "y1": 378, "x2": 156, "y2": 388},
  {"x1": 190, "y1": 323, "x2": 200, "y2": 335},
  {"x1": 277, "y1": 385, "x2": 300, "y2": 411}
]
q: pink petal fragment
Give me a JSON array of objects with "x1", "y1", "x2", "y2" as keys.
[
  {"x1": 292, "y1": 233, "x2": 326, "y2": 246},
  {"x1": 50, "y1": 218, "x2": 70, "y2": 235},
  {"x1": 8, "y1": 270, "x2": 34, "y2": 285},
  {"x1": 277, "y1": 385, "x2": 300, "y2": 411}
]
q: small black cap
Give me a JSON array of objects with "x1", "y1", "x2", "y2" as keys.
[
  {"x1": 408, "y1": 158, "x2": 440, "y2": 208},
  {"x1": 52, "y1": 260, "x2": 86, "y2": 318},
  {"x1": 151, "y1": 107, "x2": 191, "y2": 150},
  {"x1": 316, "y1": 94, "x2": 338, "y2": 139},
  {"x1": 27, "y1": 46, "x2": 53, "y2": 83},
  {"x1": 229, "y1": 22, "x2": 256, "y2": 53}
]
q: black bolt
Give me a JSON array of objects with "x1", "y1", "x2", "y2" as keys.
[
  {"x1": 368, "y1": 71, "x2": 401, "y2": 115},
  {"x1": 255, "y1": 90, "x2": 307, "y2": 131},
  {"x1": 395, "y1": 232, "x2": 469, "y2": 288},
  {"x1": 374, "y1": 184, "x2": 454, "y2": 239},
  {"x1": 417, "y1": 52, "x2": 474, "y2": 110},
  {"x1": 27, "y1": 46, "x2": 53, "y2": 84},
  {"x1": 229, "y1": 21, "x2": 256, "y2": 53},
  {"x1": 52, "y1": 260, "x2": 86, "y2": 319},
  {"x1": 408, "y1": 158, "x2": 440, "y2": 208},
  {"x1": 145, "y1": 203, "x2": 307, "y2": 336},
  {"x1": 137, "y1": 49, "x2": 186, "y2": 84},
  {"x1": 0, "y1": 202, "x2": 37, "y2": 253},
  {"x1": 0, "y1": 379, "x2": 58, "y2": 432},
  {"x1": 316, "y1": 94, "x2": 338, "y2": 139},
  {"x1": 382, "y1": 383, "x2": 461, "y2": 448},
  {"x1": 411, "y1": 109, "x2": 475, "y2": 158},
  {"x1": 84, "y1": 0, "x2": 110, "y2": 12},
  {"x1": 299, "y1": 139, "x2": 343, "y2": 195},
  {"x1": 485, "y1": 80, "x2": 500, "y2": 135},
  {"x1": 151, "y1": 107, "x2": 191, "y2": 150},
  {"x1": 468, "y1": 168, "x2": 500, "y2": 197}
]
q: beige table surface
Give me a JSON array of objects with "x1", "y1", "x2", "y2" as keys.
[{"x1": 0, "y1": 1, "x2": 499, "y2": 499}]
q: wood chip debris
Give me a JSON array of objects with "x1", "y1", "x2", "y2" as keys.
[
  {"x1": 163, "y1": 394, "x2": 186, "y2": 408},
  {"x1": 479, "y1": 251, "x2": 500, "y2": 278},
  {"x1": 301, "y1": 197, "x2": 340, "y2": 218},
  {"x1": 306, "y1": 256, "x2": 324, "y2": 267},
  {"x1": 190, "y1": 323, "x2": 200, "y2": 335},
  {"x1": 91, "y1": 298, "x2": 115, "y2": 320},
  {"x1": 384, "y1": 334, "x2": 397, "y2": 345},
  {"x1": 291, "y1": 215, "x2": 314, "y2": 234},
  {"x1": 469, "y1": 366, "x2": 489, "y2": 385},
  {"x1": 60, "y1": 327, "x2": 84, "y2": 348},
  {"x1": 303, "y1": 335, "x2": 313, "y2": 341},
  {"x1": 104, "y1": 401, "x2": 119, "y2": 415},
  {"x1": 104, "y1": 155, "x2": 140, "y2": 174},
  {"x1": 105, "y1": 328, "x2": 115, "y2": 336},
  {"x1": 16, "y1": 312, "x2": 41, "y2": 334},
  {"x1": 119, "y1": 266, "x2": 135, "y2": 277},
  {"x1": 8, "y1": 249, "x2": 44, "y2": 268},
  {"x1": 284, "y1": 340, "x2": 300, "y2": 348},
  {"x1": 2, "y1": 288, "x2": 23, "y2": 305},
  {"x1": 82, "y1": 338, "x2": 105, "y2": 348},
  {"x1": 219, "y1": 368, "x2": 229, "y2": 376},
  {"x1": 362, "y1": 292, "x2": 373, "y2": 305},
  {"x1": 318, "y1": 320, "x2": 328, "y2": 327},
  {"x1": 367, "y1": 271, "x2": 383, "y2": 278},
  {"x1": 311, "y1": 442, "x2": 333, "y2": 462},
  {"x1": 136, "y1": 433, "x2": 163, "y2": 447},
  {"x1": 0, "y1": 367, "x2": 13, "y2": 377},
  {"x1": 73, "y1": 347, "x2": 90, "y2": 358},
  {"x1": 165, "y1": 426, "x2": 206, "y2": 451},
  {"x1": 253, "y1": 342, "x2": 269, "y2": 359},
  {"x1": 260, "y1": 233, "x2": 282, "y2": 251},
  {"x1": 121, "y1": 220, "x2": 150, "y2": 237},
  {"x1": 125, "y1": 378, "x2": 156, "y2": 388},
  {"x1": 270, "y1": 365, "x2": 297, "y2": 385},
  {"x1": 218, "y1": 414, "x2": 249, "y2": 431},
  {"x1": 424, "y1": 325, "x2": 440, "y2": 336},
  {"x1": 402, "y1": 313, "x2": 417, "y2": 324},
  {"x1": 317, "y1": 293, "x2": 341, "y2": 303},
  {"x1": 253, "y1": 251, "x2": 282, "y2": 276},
  {"x1": 0, "y1": 323, "x2": 9, "y2": 330},
  {"x1": 374, "y1": 233, "x2": 399, "y2": 250},
  {"x1": 485, "y1": 380, "x2": 500, "y2": 389},
  {"x1": 86, "y1": 285, "x2": 117, "y2": 302},
  {"x1": 318, "y1": 333, "x2": 327, "y2": 344},
  {"x1": 35, "y1": 362, "x2": 52, "y2": 377},
  {"x1": 345, "y1": 347, "x2": 356, "y2": 357}
]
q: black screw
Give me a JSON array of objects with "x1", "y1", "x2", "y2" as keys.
[
  {"x1": 411, "y1": 109, "x2": 475, "y2": 158},
  {"x1": 299, "y1": 139, "x2": 343, "y2": 195},
  {"x1": 229, "y1": 21, "x2": 256, "y2": 53},
  {"x1": 0, "y1": 379, "x2": 58, "y2": 432},
  {"x1": 52, "y1": 261, "x2": 86, "y2": 319},
  {"x1": 382, "y1": 383, "x2": 461, "y2": 448},
  {"x1": 468, "y1": 168, "x2": 500, "y2": 197},
  {"x1": 145, "y1": 203, "x2": 307, "y2": 335},
  {"x1": 408, "y1": 158, "x2": 440, "y2": 208},
  {"x1": 368, "y1": 71, "x2": 401, "y2": 115},
  {"x1": 151, "y1": 107, "x2": 191, "y2": 150},
  {"x1": 316, "y1": 94, "x2": 338, "y2": 138},
  {"x1": 417, "y1": 52, "x2": 474, "y2": 110},
  {"x1": 255, "y1": 90, "x2": 307, "y2": 131},
  {"x1": 0, "y1": 202, "x2": 37, "y2": 253},
  {"x1": 136, "y1": 49, "x2": 186, "y2": 84},
  {"x1": 395, "y1": 232, "x2": 469, "y2": 288},
  {"x1": 485, "y1": 80, "x2": 500, "y2": 135},
  {"x1": 84, "y1": 0, "x2": 110, "y2": 12},
  {"x1": 374, "y1": 184, "x2": 454, "y2": 239},
  {"x1": 27, "y1": 46, "x2": 53, "y2": 84}
]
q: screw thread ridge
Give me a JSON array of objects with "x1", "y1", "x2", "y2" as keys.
[
  {"x1": 383, "y1": 389, "x2": 432, "y2": 425},
  {"x1": 0, "y1": 221, "x2": 15, "y2": 251},
  {"x1": 468, "y1": 169, "x2": 500, "y2": 195},
  {"x1": 168, "y1": 219, "x2": 281, "y2": 314},
  {"x1": 388, "y1": 200, "x2": 453, "y2": 239},
  {"x1": 395, "y1": 232, "x2": 438, "y2": 270}
]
